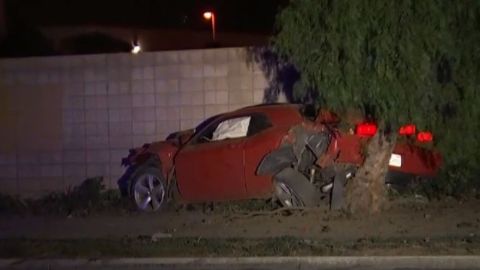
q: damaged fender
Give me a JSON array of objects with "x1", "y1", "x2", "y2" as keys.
[
  {"x1": 256, "y1": 145, "x2": 296, "y2": 176},
  {"x1": 256, "y1": 129, "x2": 331, "y2": 176}
]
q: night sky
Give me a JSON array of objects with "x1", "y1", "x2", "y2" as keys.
[{"x1": 7, "y1": 0, "x2": 288, "y2": 33}]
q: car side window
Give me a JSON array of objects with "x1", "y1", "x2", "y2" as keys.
[
  {"x1": 247, "y1": 113, "x2": 272, "y2": 136},
  {"x1": 193, "y1": 116, "x2": 251, "y2": 144},
  {"x1": 212, "y1": 116, "x2": 251, "y2": 141}
]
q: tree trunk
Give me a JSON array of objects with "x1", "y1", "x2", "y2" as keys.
[{"x1": 344, "y1": 132, "x2": 396, "y2": 214}]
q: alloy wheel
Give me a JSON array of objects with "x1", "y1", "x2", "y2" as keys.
[
  {"x1": 274, "y1": 181, "x2": 303, "y2": 208},
  {"x1": 133, "y1": 173, "x2": 165, "y2": 211}
]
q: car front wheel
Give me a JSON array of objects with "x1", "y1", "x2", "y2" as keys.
[{"x1": 130, "y1": 167, "x2": 166, "y2": 211}]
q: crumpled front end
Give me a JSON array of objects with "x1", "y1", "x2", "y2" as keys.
[{"x1": 118, "y1": 140, "x2": 179, "y2": 196}]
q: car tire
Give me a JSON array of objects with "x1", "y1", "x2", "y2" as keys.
[
  {"x1": 330, "y1": 169, "x2": 347, "y2": 210},
  {"x1": 130, "y1": 166, "x2": 167, "y2": 212},
  {"x1": 273, "y1": 167, "x2": 321, "y2": 208}
]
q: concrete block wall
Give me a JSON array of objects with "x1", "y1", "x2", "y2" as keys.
[{"x1": 0, "y1": 47, "x2": 275, "y2": 196}]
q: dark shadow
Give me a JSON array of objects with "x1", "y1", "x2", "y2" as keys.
[
  {"x1": 247, "y1": 46, "x2": 313, "y2": 104},
  {"x1": 205, "y1": 41, "x2": 222, "y2": 48},
  {"x1": 0, "y1": 0, "x2": 56, "y2": 57},
  {"x1": 63, "y1": 32, "x2": 131, "y2": 55},
  {"x1": 0, "y1": 23, "x2": 56, "y2": 57},
  {"x1": 117, "y1": 165, "x2": 136, "y2": 197}
]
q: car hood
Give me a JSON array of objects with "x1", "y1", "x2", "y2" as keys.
[{"x1": 122, "y1": 140, "x2": 179, "y2": 167}]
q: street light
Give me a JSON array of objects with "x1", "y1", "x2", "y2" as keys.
[
  {"x1": 203, "y1": 11, "x2": 216, "y2": 41},
  {"x1": 131, "y1": 44, "x2": 141, "y2": 54},
  {"x1": 131, "y1": 41, "x2": 141, "y2": 54}
]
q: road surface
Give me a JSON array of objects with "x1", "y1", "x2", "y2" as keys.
[{"x1": 1, "y1": 256, "x2": 480, "y2": 270}]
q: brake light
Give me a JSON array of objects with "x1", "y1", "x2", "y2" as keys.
[
  {"x1": 356, "y1": 123, "x2": 377, "y2": 137},
  {"x1": 417, "y1": 131, "x2": 433, "y2": 142},
  {"x1": 399, "y1": 124, "x2": 416, "y2": 135}
]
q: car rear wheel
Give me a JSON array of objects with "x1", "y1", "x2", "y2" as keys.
[
  {"x1": 131, "y1": 167, "x2": 166, "y2": 212},
  {"x1": 274, "y1": 181, "x2": 304, "y2": 207},
  {"x1": 273, "y1": 168, "x2": 321, "y2": 208}
]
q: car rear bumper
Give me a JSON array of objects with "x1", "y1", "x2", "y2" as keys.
[
  {"x1": 385, "y1": 170, "x2": 433, "y2": 191},
  {"x1": 389, "y1": 143, "x2": 442, "y2": 177}
]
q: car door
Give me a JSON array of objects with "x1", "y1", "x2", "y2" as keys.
[
  {"x1": 175, "y1": 115, "x2": 251, "y2": 202},
  {"x1": 243, "y1": 113, "x2": 290, "y2": 198}
]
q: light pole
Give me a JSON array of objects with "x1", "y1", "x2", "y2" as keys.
[{"x1": 203, "y1": 11, "x2": 216, "y2": 41}]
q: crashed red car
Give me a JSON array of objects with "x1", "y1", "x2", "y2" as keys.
[{"x1": 119, "y1": 104, "x2": 442, "y2": 211}]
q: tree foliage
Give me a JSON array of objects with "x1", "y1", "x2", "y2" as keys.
[{"x1": 274, "y1": 0, "x2": 480, "y2": 194}]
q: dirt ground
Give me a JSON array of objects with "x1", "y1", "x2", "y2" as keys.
[{"x1": 1, "y1": 196, "x2": 479, "y2": 243}]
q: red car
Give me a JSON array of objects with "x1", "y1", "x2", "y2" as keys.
[{"x1": 119, "y1": 104, "x2": 442, "y2": 211}]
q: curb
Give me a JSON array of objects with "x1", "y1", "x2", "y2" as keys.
[{"x1": 1, "y1": 256, "x2": 480, "y2": 269}]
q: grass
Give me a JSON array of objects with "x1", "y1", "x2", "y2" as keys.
[
  {"x1": 1, "y1": 236, "x2": 479, "y2": 258},
  {"x1": 0, "y1": 176, "x2": 279, "y2": 217},
  {"x1": 0, "y1": 177, "x2": 134, "y2": 217}
]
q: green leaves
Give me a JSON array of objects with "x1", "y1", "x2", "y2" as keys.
[{"x1": 274, "y1": 0, "x2": 480, "y2": 193}]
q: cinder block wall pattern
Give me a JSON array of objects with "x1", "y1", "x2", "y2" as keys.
[{"x1": 0, "y1": 47, "x2": 273, "y2": 196}]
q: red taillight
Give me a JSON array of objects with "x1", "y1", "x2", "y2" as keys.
[
  {"x1": 399, "y1": 124, "x2": 416, "y2": 135},
  {"x1": 417, "y1": 131, "x2": 433, "y2": 142},
  {"x1": 356, "y1": 123, "x2": 377, "y2": 137}
]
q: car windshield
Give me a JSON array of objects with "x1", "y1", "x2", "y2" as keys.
[
  {"x1": 193, "y1": 114, "x2": 221, "y2": 135},
  {"x1": 164, "y1": 115, "x2": 221, "y2": 141}
]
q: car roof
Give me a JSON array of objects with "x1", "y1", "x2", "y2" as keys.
[
  {"x1": 234, "y1": 103, "x2": 301, "y2": 114},
  {"x1": 229, "y1": 103, "x2": 305, "y2": 127}
]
